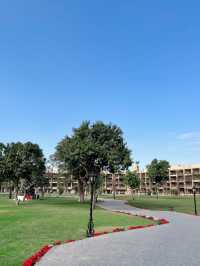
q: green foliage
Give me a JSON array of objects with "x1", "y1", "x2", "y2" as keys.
[
  {"x1": 0, "y1": 143, "x2": 6, "y2": 182},
  {"x1": 95, "y1": 174, "x2": 104, "y2": 191},
  {"x1": 147, "y1": 159, "x2": 170, "y2": 184},
  {"x1": 0, "y1": 142, "x2": 46, "y2": 192},
  {"x1": 55, "y1": 121, "x2": 132, "y2": 180},
  {"x1": 123, "y1": 171, "x2": 140, "y2": 190}
]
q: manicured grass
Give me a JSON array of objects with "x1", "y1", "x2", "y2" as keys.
[
  {"x1": 127, "y1": 195, "x2": 200, "y2": 215},
  {"x1": 0, "y1": 196, "x2": 154, "y2": 266},
  {"x1": 101, "y1": 194, "x2": 200, "y2": 215}
]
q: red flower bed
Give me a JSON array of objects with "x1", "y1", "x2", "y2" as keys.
[
  {"x1": 145, "y1": 224, "x2": 154, "y2": 227},
  {"x1": 93, "y1": 231, "x2": 106, "y2": 237},
  {"x1": 22, "y1": 245, "x2": 52, "y2": 266},
  {"x1": 64, "y1": 240, "x2": 75, "y2": 243},
  {"x1": 128, "y1": 225, "x2": 145, "y2": 230},
  {"x1": 112, "y1": 228, "x2": 125, "y2": 233},
  {"x1": 158, "y1": 219, "x2": 169, "y2": 225}
]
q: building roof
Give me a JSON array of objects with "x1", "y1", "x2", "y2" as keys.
[
  {"x1": 139, "y1": 163, "x2": 200, "y2": 173},
  {"x1": 170, "y1": 163, "x2": 200, "y2": 170}
]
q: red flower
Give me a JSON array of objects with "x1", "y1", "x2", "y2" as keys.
[
  {"x1": 113, "y1": 228, "x2": 125, "y2": 233},
  {"x1": 23, "y1": 245, "x2": 52, "y2": 266},
  {"x1": 93, "y1": 231, "x2": 105, "y2": 237},
  {"x1": 23, "y1": 258, "x2": 33, "y2": 266},
  {"x1": 128, "y1": 225, "x2": 145, "y2": 230},
  {"x1": 64, "y1": 240, "x2": 75, "y2": 243},
  {"x1": 159, "y1": 219, "x2": 169, "y2": 225},
  {"x1": 145, "y1": 224, "x2": 154, "y2": 227}
]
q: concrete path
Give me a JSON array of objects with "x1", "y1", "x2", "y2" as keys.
[{"x1": 37, "y1": 199, "x2": 200, "y2": 266}]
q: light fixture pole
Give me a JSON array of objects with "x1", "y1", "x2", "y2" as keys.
[
  {"x1": 87, "y1": 172, "x2": 96, "y2": 237},
  {"x1": 192, "y1": 185, "x2": 197, "y2": 216}
]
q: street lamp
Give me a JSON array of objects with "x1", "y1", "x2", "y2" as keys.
[
  {"x1": 87, "y1": 172, "x2": 96, "y2": 237},
  {"x1": 192, "y1": 186, "x2": 197, "y2": 216}
]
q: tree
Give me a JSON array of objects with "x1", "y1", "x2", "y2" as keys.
[
  {"x1": 54, "y1": 121, "x2": 132, "y2": 203},
  {"x1": 123, "y1": 171, "x2": 140, "y2": 200},
  {"x1": 0, "y1": 143, "x2": 7, "y2": 194},
  {"x1": 21, "y1": 142, "x2": 46, "y2": 189},
  {"x1": 0, "y1": 142, "x2": 46, "y2": 200},
  {"x1": 147, "y1": 159, "x2": 170, "y2": 199},
  {"x1": 0, "y1": 143, "x2": 15, "y2": 198}
]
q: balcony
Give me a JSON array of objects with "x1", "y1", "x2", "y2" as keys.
[
  {"x1": 170, "y1": 178, "x2": 177, "y2": 183},
  {"x1": 170, "y1": 171, "x2": 176, "y2": 175},
  {"x1": 193, "y1": 175, "x2": 200, "y2": 181},
  {"x1": 177, "y1": 171, "x2": 183, "y2": 175},
  {"x1": 118, "y1": 184, "x2": 125, "y2": 188},
  {"x1": 193, "y1": 169, "x2": 200, "y2": 175},
  {"x1": 185, "y1": 183, "x2": 192, "y2": 188},
  {"x1": 171, "y1": 185, "x2": 177, "y2": 189},
  {"x1": 185, "y1": 169, "x2": 192, "y2": 175},
  {"x1": 185, "y1": 177, "x2": 192, "y2": 182},
  {"x1": 178, "y1": 176, "x2": 184, "y2": 181},
  {"x1": 178, "y1": 183, "x2": 185, "y2": 188}
]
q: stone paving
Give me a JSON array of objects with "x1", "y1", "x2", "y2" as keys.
[{"x1": 37, "y1": 199, "x2": 200, "y2": 266}]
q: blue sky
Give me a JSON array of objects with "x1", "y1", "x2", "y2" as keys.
[{"x1": 0, "y1": 1, "x2": 200, "y2": 168}]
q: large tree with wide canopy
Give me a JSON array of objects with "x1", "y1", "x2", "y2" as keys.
[{"x1": 54, "y1": 121, "x2": 132, "y2": 202}]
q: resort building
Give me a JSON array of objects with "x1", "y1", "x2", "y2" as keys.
[
  {"x1": 1, "y1": 163, "x2": 200, "y2": 195},
  {"x1": 102, "y1": 173, "x2": 128, "y2": 195},
  {"x1": 139, "y1": 163, "x2": 200, "y2": 195}
]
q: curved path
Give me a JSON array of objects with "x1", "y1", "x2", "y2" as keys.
[{"x1": 37, "y1": 199, "x2": 200, "y2": 266}]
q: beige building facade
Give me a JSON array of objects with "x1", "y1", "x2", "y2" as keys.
[
  {"x1": 139, "y1": 163, "x2": 200, "y2": 195},
  {"x1": 1, "y1": 163, "x2": 200, "y2": 196}
]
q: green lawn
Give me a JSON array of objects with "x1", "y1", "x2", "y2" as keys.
[
  {"x1": 101, "y1": 194, "x2": 200, "y2": 215},
  {"x1": 127, "y1": 195, "x2": 200, "y2": 215},
  {"x1": 0, "y1": 195, "x2": 154, "y2": 266}
]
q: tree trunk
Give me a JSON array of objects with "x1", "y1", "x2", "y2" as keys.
[
  {"x1": 113, "y1": 190, "x2": 116, "y2": 200},
  {"x1": 15, "y1": 186, "x2": 18, "y2": 200},
  {"x1": 15, "y1": 185, "x2": 19, "y2": 206},
  {"x1": 78, "y1": 179, "x2": 85, "y2": 203},
  {"x1": 112, "y1": 174, "x2": 116, "y2": 200},
  {"x1": 156, "y1": 185, "x2": 158, "y2": 200},
  {"x1": 131, "y1": 189, "x2": 134, "y2": 200},
  {"x1": 41, "y1": 187, "x2": 45, "y2": 199},
  {"x1": 9, "y1": 186, "x2": 12, "y2": 199}
]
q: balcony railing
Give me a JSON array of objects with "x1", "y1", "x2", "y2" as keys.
[
  {"x1": 178, "y1": 177, "x2": 184, "y2": 181},
  {"x1": 193, "y1": 175, "x2": 200, "y2": 180},
  {"x1": 185, "y1": 171, "x2": 192, "y2": 175}
]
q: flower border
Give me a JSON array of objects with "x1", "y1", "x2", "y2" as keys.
[{"x1": 22, "y1": 212, "x2": 169, "y2": 266}]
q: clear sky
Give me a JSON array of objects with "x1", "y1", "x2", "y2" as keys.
[{"x1": 0, "y1": 1, "x2": 200, "y2": 168}]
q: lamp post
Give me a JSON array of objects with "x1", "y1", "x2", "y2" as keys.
[
  {"x1": 87, "y1": 172, "x2": 96, "y2": 237},
  {"x1": 192, "y1": 186, "x2": 197, "y2": 216}
]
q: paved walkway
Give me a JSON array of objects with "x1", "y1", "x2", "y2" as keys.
[{"x1": 37, "y1": 199, "x2": 200, "y2": 266}]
